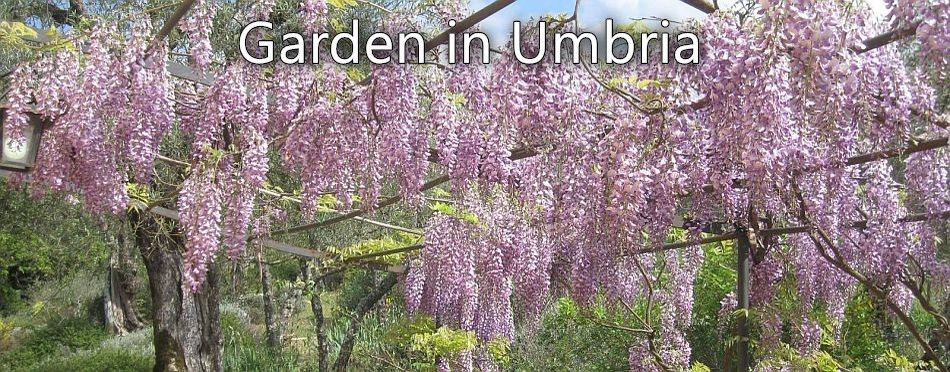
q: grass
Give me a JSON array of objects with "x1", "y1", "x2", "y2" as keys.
[
  {"x1": 221, "y1": 308, "x2": 309, "y2": 371},
  {"x1": 0, "y1": 317, "x2": 109, "y2": 370},
  {"x1": 22, "y1": 347, "x2": 153, "y2": 372}
]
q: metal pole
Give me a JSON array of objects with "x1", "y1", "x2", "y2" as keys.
[{"x1": 735, "y1": 225, "x2": 751, "y2": 372}]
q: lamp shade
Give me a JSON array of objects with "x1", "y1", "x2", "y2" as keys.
[{"x1": 0, "y1": 108, "x2": 45, "y2": 172}]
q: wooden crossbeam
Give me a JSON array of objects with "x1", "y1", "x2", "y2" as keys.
[
  {"x1": 130, "y1": 200, "x2": 327, "y2": 259},
  {"x1": 272, "y1": 142, "x2": 544, "y2": 236},
  {"x1": 152, "y1": 155, "x2": 424, "y2": 236},
  {"x1": 847, "y1": 137, "x2": 948, "y2": 166},
  {"x1": 679, "y1": 0, "x2": 717, "y2": 14},
  {"x1": 271, "y1": 175, "x2": 450, "y2": 236},
  {"x1": 146, "y1": 0, "x2": 197, "y2": 55},
  {"x1": 133, "y1": 201, "x2": 403, "y2": 273},
  {"x1": 0, "y1": 172, "x2": 401, "y2": 271}
]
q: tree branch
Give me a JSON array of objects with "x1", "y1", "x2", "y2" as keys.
[{"x1": 332, "y1": 273, "x2": 398, "y2": 371}]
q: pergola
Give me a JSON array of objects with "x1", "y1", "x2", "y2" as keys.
[{"x1": 5, "y1": 0, "x2": 949, "y2": 370}]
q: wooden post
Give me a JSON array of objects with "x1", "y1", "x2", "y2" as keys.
[{"x1": 735, "y1": 225, "x2": 751, "y2": 372}]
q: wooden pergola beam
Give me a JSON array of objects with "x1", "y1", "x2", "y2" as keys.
[
  {"x1": 135, "y1": 201, "x2": 403, "y2": 273},
  {"x1": 152, "y1": 155, "x2": 425, "y2": 236},
  {"x1": 271, "y1": 175, "x2": 451, "y2": 236},
  {"x1": 847, "y1": 137, "x2": 947, "y2": 166},
  {"x1": 144, "y1": 0, "x2": 197, "y2": 56},
  {"x1": 272, "y1": 140, "x2": 543, "y2": 236},
  {"x1": 679, "y1": 0, "x2": 717, "y2": 14}
]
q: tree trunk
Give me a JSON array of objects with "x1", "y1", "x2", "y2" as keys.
[
  {"x1": 332, "y1": 273, "x2": 398, "y2": 372},
  {"x1": 310, "y1": 264, "x2": 329, "y2": 372},
  {"x1": 97, "y1": 219, "x2": 143, "y2": 335},
  {"x1": 257, "y1": 247, "x2": 280, "y2": 348},
  {"x1": 103, "y1": 234, "x2": 144, "y2": 335},
  {"x1": 131, "y1": 210, "x2": 222, "y2": 372}
]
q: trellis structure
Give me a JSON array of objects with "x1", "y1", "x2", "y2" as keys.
[{"x1": 5, "y1": 0, "x2": 949, "y2": 370}]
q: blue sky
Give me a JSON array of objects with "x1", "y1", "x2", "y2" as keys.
[
  {"x1": 468, "y1": 0, "x2": 719, "y2": 43},
  {"x1": 468, "y1": 0, "x2": 889, "y2": 44}
]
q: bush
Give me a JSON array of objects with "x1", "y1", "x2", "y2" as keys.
[
  {"x1": 509, "y1": 297, "x2": 634, "y2": 371},
  {"x1": 0, "y1": 232, "x2": 54, "y2": 313},
  {"x1": 0, "y1": 183, "x2": 110, "y2": 315}
]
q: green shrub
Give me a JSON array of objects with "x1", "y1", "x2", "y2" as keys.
[
  {"x1": 688, "y1": 242, "x2": 737, "y2": 367},
  {"x1": 0, "y1": 232, "x2": 54, "y2": 313},
  {"x1": 508, "y1": 297, "x2": 634, "y2": 371},
  {"x1": 0, "y1": 183, "x2": 110, "y2": 315}
]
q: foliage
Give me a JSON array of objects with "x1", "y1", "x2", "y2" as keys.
[
  {"x1": 382, "y1": 314, "x2": 510, "y2": 370},
  {"x1": 687, "y1": 241, "x2": 737, "y2": 367},
  {"x1": 0, "y1": 21, "x2": 74, "y2": 53},
  {"x1": 877, "y1": 348, "x2": 940, "y2": 371},
  {"x1": 408, "y1": 325, "x2": 478, "y2": 364},
  {"x1": 0, "y1": 184, "x2": 110, "y2": 314},
  {"x1": 428, "y1": 202, "x2": 479, "y2": 224},
  {"x1": 324, "y1": 231, "x2": 421, "y2": 266},
  {"x1": 840, "y1": 292, "x2": 893, "y2": 370},
  {"x1": 1, "y1": 0, "x2": 949, "y2": 370},
  {"x1": 0, "y1": 232, "x2": 53, "y2": 312},
  {"x1": 509, "y1": 297, "x2": 634, "y2": 371}
]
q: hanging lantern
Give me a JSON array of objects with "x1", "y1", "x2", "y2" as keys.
[{"x1": 0, "y1": 107, "x2": 46, "y2": 172}]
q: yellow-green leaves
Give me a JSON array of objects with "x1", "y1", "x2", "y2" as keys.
[
  {"x1": 614, "y1": 20, "x2": 650, "y2": 36},
  {"x1": 383, "y1": 315, "x2": 476, "y2": 364},
  {"x1": 324, "y1": 232, "x2": 421, "y2": 265},
  {"x1": 344, "y1": 66, "x2": 366, "y2": 81},
  {"x1": 328, "y1": 0, "x2": 358, "y2": 9},
  {"x1": 431, "y1": 187, "x2": 451, "y2": 198},
  {"x1": 410, "y1": 326, "x2": 478, "y2": 360},
  {"x1": 429, "y1": 202, "x2": 478, "y2": 224},
  {"x1": 0, "y1": 21, "x2": 38, "y2": 43},
  {"x1": 126, "y1": 183, "x2": 150, "y2": 206},
  {"x1": 606, "y1": 75, "x2": 668, "y2": 90},
  {"x1": 689, "y1": 362, "x2": 712, "y2": 372},
  {"x1": 0, "y1": 22, "x2": 74, "y2": 52},
  {"x1": 486, "y1": 338, "x2": 511, "y2": 367},
  {"x1": 446, "y1": 92, "x2": 468, "y2": 107}
]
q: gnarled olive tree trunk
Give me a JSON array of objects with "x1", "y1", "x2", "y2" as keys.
[
  {"x1": 131, "y1": 210, "x2": 222, "y2": 372},
  {"x1": 103, "y1": 225, "x2": 145, "y2": 335}
]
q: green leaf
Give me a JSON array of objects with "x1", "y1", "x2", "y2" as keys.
[
  {"x1": 428, "y1": 202, "x2": 479, "y2": 224},
  {"x1": 328, "y1": 0, "x2": 358, "y2": 9},
  {"x1": 410, "y1": 326, "x2": 477, "y2": 360},
  {"x1": 126, "y1": 183, "x2": 150, "y2": 205},
  {"x1": 636, "y1": 79, "x2": 655, "y2": 89}
]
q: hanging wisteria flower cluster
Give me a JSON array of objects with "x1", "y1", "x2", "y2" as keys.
[
  {"x1": 2, "y1": 0, "x2": 948, "y2": 369},
  {"x1": 406, "y1": 187, "x2": 552, "y2": 370},
  {"x1": 4, "y1": 20, "x2": 173, "y2": 214}
]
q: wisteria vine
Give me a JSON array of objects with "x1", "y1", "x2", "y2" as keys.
[{"x1": 2, "y1": 0, "x2": 948, "y2": 370}]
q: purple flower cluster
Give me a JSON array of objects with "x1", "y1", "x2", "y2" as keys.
[
  {"x1": 179, "y1": 164, "x2": 224, "y2": 292},
  {"x1": 2, "y1": 2, "x2": 947, "y2": 368},
  {"x1": 299, "y1": 0, "x2": 328, "y2": 34},
  {"x1": 407, "y1": 188, "x2": 551, "y2": 368},
  {"x1": 180, "y1": 0, "x2": 217, "y2": 68}
]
